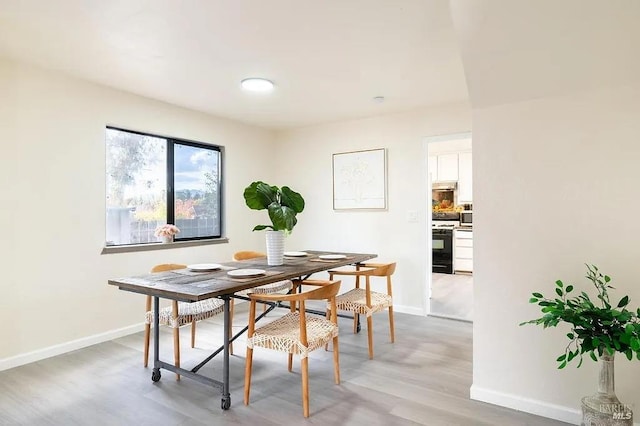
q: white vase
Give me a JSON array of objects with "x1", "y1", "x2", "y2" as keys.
[
  {"x1": 162, "y1": 235, "x2": 174, "y2": 243},
  {"x1": 581, "y1": 350, "x2": 633, "y2": 425},
  {"x1": 265, "y1": 230, "x2": 285, "y2": 266}
]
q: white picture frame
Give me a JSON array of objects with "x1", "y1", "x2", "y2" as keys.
[{"x1": 332, "y1": 148, "x2": 387, "y2": 210}]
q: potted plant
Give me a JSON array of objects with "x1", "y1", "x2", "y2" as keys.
[
  {"x1": 243, "y1": 181, "x2": 305, "y2": 265},
  {"x1": 154, "y1": 224, "x2": 180, "y2": 243},
  {"x1": 521, "y1": 264, "x2": 639, "y2": 424}
]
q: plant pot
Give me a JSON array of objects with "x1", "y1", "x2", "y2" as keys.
[
  {"x1": 581, "y1": 350, "x2": 633, "y2": 425},
  {"x1": 265, "y1": 230, "x2": 285, "y2": 266},
  {"x1": 161, "y1": 235, "x2": 174, "y2": 243}
]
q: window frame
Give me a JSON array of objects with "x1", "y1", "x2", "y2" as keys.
[{"x1": 105, "y1": 126, "x2": 224, "y2": 248}]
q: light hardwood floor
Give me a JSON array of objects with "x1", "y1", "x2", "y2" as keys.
[
  {"x1": 0, "y1": 306, "x2": 567, "y2": 425},
  {"x1": 430, "y1": 272, "x2": 474, "y2": 322}
]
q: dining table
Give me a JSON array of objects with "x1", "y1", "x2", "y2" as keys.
[{"x1": 107, "y1": 250, "x2": 377, "y2": 410}]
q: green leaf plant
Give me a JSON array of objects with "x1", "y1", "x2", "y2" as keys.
[
  {"x1": 243, "y1": 181, "x2": 305, "y2": 232},
  {"x1": 520, "y1": 264, "x2": 640, "y2": 369}
]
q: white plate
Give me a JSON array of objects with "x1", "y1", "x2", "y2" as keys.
[
  {"x1": 187, "y1": 263, "x2": 222, "y2": 272},
  {"x1": 319, "y1": 254, "x2": 347, "y2": 260},
  {"x1": 284, "y1": 251, "x2": 308, "y2": 257},
  {"x1": 227, "y1": 268, "x2": 266, "y2": 278}
]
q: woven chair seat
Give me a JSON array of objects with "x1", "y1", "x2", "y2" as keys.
[
  {"x1": 330, "y1": 288, "x2": 393, "y2": 317},
  {"x1": 247, "y1": 311, "x2": 338, "y2": 359},
  {"x1": 145, "y1": 298, "x2": 224, "y2": 329},
  {"x1": 237, "y1": 279, "x2": 293, "y2": 297}
]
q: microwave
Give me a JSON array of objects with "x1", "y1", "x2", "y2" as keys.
[{"x1": 460, "y1": 211, "x2": 473, "y2": 226}]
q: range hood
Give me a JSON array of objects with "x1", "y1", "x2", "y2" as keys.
[{"x1": 432, "y1": 181, "x2": 457, "y2": 190}]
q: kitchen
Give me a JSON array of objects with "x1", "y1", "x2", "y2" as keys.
[{"x1": 427, "y1": 135, "x2": 473, "y2": 321}]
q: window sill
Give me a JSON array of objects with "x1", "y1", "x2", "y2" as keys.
[{"x1": 101, "y1": 237, "x2": 229, "y2": 255}]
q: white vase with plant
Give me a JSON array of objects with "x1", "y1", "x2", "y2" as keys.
[
  {"x1": 521, "y1": 264, "x2": 639, "y2": 425},
  {"x1": 243, "y1": 181, "x2": 305, "y2": 266}
]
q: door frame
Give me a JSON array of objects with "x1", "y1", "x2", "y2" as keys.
[{"x1": 423, "y1": 132, "x2": 472, "y2": 317}]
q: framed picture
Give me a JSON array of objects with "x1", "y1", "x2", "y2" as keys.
[{"x1": 332, "y1": 148, "x2": 387, "y2": 210}]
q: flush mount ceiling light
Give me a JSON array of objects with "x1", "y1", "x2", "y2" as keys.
[
  {"x1": 373, "y1": 96, "x2": 385, "y2": 103},
  {"x1": 241, "y1": 78, "x2": 274, "y2": 92}
]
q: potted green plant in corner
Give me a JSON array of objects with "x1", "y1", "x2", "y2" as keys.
[
  {"x1": 243, "y1": 181, "x2": 305, "y2": 266},
  {"x1": 520, "y1": 264, "x2": 640, "y2": 425}
]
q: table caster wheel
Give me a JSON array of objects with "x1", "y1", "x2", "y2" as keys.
[
  {"x1": 221, "y1": 396, "x2": 231, "y2": 410},
  {"x1": 151, "y1": 369, "x2": 161, "y2": 382}
]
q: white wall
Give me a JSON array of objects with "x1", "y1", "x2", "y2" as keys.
[
  {"x1": 470, "y1": 86, "x2": 640, "y2": 423},
  {"x1": 0, "y1": 59, "x2": 276, "y2": 367},
  {"x1": 274, "y1": 104, "x2": 471, "y2": 314}
]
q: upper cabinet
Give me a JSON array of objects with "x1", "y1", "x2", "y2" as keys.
[
  {"x1": 428, "y1": 155, "x2": 438, "y2": 182},
  {"x1": 428, "y1": 135, "x2": 472, "y2": 203},
  {"x1": 437, "y1": 153, "x2": 459, "y2": 181},
  {"x1": 429, "y1": 151, "x2": 473, "y2": 203},
  {"x1": 457, "y1": 151, "x2": 473, "y2": 203}
]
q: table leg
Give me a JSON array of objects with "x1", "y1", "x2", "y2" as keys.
[
  {"x1": 221, "y1": 295, "x2": 231, "y2": 410},
  {"x1": 151, "y1": 296, "x2": 161, "y2": 382}
]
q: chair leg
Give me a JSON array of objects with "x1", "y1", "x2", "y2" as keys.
[
  {"x1": 301, "y1": 356, "x2": 310, "y2": 418},
  {"x1": 288, "y1": 354, "x2": 294, "y2": 372},
  {"x1": 388, "y1": 307, "x2": 395, "y2": 343},
  {"x1": 244, "y1": 347, "x2": 253, "y2": 405},
  {"x1": 191, "y1": 321, "x2": 196, "y2": 348},
  {"x1": 324, "y1": 309, "x2": 331, "y2": 351},
  {"x1": 173, "y1": 327, "x2": 181, "y2": 380},
  {"x1": 353, "y1": 313, "x2": 359, "y2": 334},
  {"x1": 143, "y1": 323, "x2": 151, "y2": 367},
  {"x1": 367, "y1": 316, "x2": 374, "y2": 360},
  {"x1": 332, "y1": 335, "x2": 340, "y2": 384}
]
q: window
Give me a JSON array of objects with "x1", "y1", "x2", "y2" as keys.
[{"x1": 105, "y1": 127, "x2": 222, "y2": 246}]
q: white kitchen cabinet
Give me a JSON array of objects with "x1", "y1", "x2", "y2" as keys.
[
  {"x1": 454, "y1": 229, "x2": 473, "y2": 273},
  {"x1": 428, "y1": 155, "x2": 438, "y2": 182},
  {"x1": 437, "y1": 153, "x2": 459, "y2": 181},
  {"x1": 457, "y1": 151, "x2": 473, "y2": 203}
]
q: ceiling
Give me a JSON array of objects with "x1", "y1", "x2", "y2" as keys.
[
  {"x1": 451, "y1": 0, "x2": 640, "y2": 109},
  {"x1": 0, "y1": 0, "x2": 469, "y2": 130}
]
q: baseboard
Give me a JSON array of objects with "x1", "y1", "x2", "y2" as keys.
[
  {"x1": 470, "y1": 384, "x2": 582, "y2": 425},
  {"x1": 393, "y1": 304, "x2": 424, "y2": 316},
  {"x1": 0, "y1": 323, "x2": 144, "y2": 372}
]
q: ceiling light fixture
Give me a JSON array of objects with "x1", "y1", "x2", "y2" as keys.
[
  {"x1": 241, "y1": 78, "x2": 274, "y2": 92},
  {"x1": 373, "y1": 96, "x2": 385, "y2": 103}
]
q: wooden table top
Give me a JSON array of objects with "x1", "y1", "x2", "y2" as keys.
[{"x1": 107, "y1": 250, "x2": 377, "y2": 302}]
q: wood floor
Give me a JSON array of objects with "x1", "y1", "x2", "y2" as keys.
[
  {"x1": 430, "y1": 272, "x2": 474, "y2": 322},
  {"x1": 0, "y1": 306, "x2": 568, "y2": 425}
]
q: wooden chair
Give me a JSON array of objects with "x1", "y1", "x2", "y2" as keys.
[
  {"x1": 327, "y1": 262, "x2": 396, "y2": 359},
  {"x1": 244, "y1": 279, "x2": 341, "y2": 418},
  {"x1": 232, "y1": 250, "x2": 266, "y2": 261},
  {"x1": 229, "y1": 251, "x2": 293, "y2": 354},
  {"x1": 144, "y1": 263, "x2": 225, "y2": 380}
]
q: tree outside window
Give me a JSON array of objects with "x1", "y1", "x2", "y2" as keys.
[{"x1": 105, "y1": 127, "x2": 222, "y2": 246}]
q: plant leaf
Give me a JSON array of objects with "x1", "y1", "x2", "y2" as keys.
[
  {"x1": 244, "y1": 181, "x2": 276, "y2": 210},
  {"x1": 617, "y1": 296, "x2": 629, "y2": 308},
  {"x1": 280, "y1": 186, "x2": 305, "y2": 213}
]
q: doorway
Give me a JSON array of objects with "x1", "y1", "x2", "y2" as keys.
[{"x1": 425, "y1": 133, "x2": 473, "y2": 322}]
